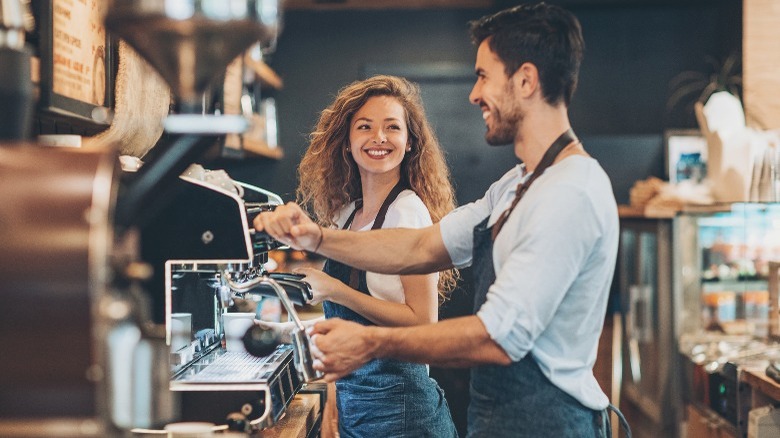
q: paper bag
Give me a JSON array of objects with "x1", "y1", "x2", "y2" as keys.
[{"x1": 695, "y1": 95, "x2": 754, "y2": 202}]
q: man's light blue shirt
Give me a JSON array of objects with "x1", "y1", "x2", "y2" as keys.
[{"x1": 439, "y1": 155, "x2": 618, "y2": 410}]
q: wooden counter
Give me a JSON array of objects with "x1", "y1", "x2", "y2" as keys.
[
  {"x1": 618, "y1": 204, "x2": 677, "y2": 218},
  {"x1": 618, "y1": 203, "x2": 734, "y2": 219},
  {"x1": 741, "y1": 366, "x2": 780, "y2": 408},
  {"x1": 259, "y1": 393, "x2": 321, "y2": 438}
]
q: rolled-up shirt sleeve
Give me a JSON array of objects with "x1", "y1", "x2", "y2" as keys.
[
  {"x1": 476, "y1": 184, "x2": 602, "y2": 361},
  {"x1": 440, "y1": 167, "x2": 525, "y2": 269},
  {"x1": 439, "y1": 199, "x2": 489, "y2": 269}
]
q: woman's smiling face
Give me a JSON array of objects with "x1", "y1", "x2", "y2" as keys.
[{"x1": 348, "y1": 95, "x2": 409, "y2": 181}]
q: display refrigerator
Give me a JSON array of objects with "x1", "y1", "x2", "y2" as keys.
[{"x1": 616, "y1": 203, "x2": 780, "y2": 438}]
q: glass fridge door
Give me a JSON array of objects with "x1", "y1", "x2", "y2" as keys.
[{"x1": 618, "y1": 218, "x2": 678, "y2": 436}]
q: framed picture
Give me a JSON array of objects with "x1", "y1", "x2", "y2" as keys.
[
  {"x1": 665, "y1": 129, "x2": 708, "y2": 184},
  {"x1": 36, "y1": 0, "x2": 115, "y2": 129}
]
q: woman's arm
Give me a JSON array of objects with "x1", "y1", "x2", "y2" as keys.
[
  {"x1": 297, "y1": 267, "x2": 437, "y2": 327},
  {"x1": 254, "y1": 316, "x2": 324, "y2": 344},
  {"x1": 304, "y1": 192, "x2": 442, "y2": 327}
]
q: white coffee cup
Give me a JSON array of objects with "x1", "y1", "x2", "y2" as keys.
[
  {"x1": 164, "y1": 421, "x2": 214, "y2": 437},
  {"x1": 170, "y1": 312, "x2": 192, "y2": 352},
  {"x1": 223, "y1": 312, "x2": 255, "y2": 352}
]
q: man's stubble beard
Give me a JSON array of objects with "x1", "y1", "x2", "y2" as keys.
[{"x1": 484, "y1": 80, "x2": 523, "y2": 147}]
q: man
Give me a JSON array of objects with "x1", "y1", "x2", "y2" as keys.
[{"x1": 255, "y1": 3, "x2": 626, "y2": 436}]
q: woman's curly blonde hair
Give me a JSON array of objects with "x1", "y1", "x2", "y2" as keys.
[{"x1": 297, "y1": 75, "x2": 459, "y2": 298}]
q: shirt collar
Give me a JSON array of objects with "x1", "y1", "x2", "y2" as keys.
[{"x1": 517, "y1": 162, "x2": 532, "y2": 180}]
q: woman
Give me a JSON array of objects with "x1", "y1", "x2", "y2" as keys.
[{"x1": 267, "y1": 75, "x2": 458, "y2": 437}]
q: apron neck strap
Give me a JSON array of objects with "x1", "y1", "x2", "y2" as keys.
[
  {"x1": 341, "y1": 179, "x2": 409, "y2": 290},
  {"x1": 491, "y1": 129, "x2": 578, "y2": 240},
  {"x1": 342, "y1": 179, "x2": 408, "y2": 231}
]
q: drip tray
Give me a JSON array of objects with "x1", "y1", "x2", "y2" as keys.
[
  {"x1": 177, "y1": 348, "x2": 289, "y2": 383},
  {"x1": 171, "y1": 345, "x2": 302, "y2": 427}
]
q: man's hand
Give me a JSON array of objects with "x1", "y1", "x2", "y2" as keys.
[
  {"x1": 253, "y1": 202, "x2": 322, "y2": 251},
  {"x1": 309, "y1": 318, "x2": 379, "y2": 381}
]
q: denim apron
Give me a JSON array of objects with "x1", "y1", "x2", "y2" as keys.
[
  {"x1": 323, "y1": 181, "x2": 457, "y2": 438},
  {"x1": 466, "y1": 130, "x2": 630, "y2": 437}
]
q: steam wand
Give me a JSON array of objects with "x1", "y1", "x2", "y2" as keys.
[{"x1": 224, "y1": 273, "x2": 322, "y2": 382}]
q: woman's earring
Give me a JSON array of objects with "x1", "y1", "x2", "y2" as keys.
[{"x1": 406, "y1": 147, "x2": 411, "y2": 152}]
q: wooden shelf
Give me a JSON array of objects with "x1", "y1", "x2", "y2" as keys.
[
  {"x1": 618, "y1": 203, "x2": 739, "y2": 219},
  {"x1": 618, "y1": 204, "x2": 676, "y2": 219}
]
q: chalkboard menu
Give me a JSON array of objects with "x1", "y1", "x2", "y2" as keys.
[{"x1": 37, "y1": 0, "x2": 114, "y2": 130}]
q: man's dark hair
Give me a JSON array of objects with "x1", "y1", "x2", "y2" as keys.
[{"x1": 469, "y1": 2, "x2": 584, "y2": 106}]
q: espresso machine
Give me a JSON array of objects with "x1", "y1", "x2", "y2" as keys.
[
  {"x1": 134, "y1": 162, "x2": 321, "y2": 433},
  {"x1": 0, "y1": 0, "x2": 321, "y2": 436}
]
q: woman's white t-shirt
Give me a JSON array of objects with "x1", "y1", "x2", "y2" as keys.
[{"x1": 333, "y1": 189, "x2": 435, "y2": 303}]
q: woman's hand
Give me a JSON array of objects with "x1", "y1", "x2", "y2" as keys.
[
  {"x1": 253, "y1": 319, "x2": 296, "y2": 344},
  {"x1": 294, "y1": 267, "x2": 346, "y2": 305}
]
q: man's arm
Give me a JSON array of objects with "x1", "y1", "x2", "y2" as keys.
[
  {"x1": 309, "y1": 316, "x2": 511, "y2": 381},
  {"x1": 254, "y1": 202, "x2": 454, "y2": 274}
]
